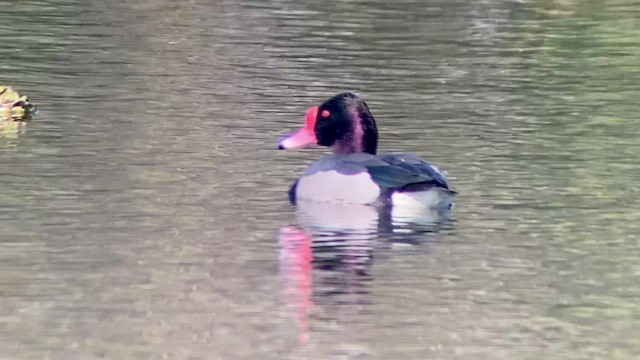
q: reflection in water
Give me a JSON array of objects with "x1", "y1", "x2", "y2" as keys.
[
  {"x1": 279, "y1": 226, "x2": 313, "y2": 345},
  {"x1": 279, "y1": 202, "x2": 453, "y2": 345},
  {"x1": 0, "y1": 120, "x2": 27, "y2": 143}
]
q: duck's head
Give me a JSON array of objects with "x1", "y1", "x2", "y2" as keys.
[{"x1": 279, "y1": 93, "x2": 378, "y2": 155}]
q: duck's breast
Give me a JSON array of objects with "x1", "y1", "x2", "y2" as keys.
[
  {"x1": 296, "y1": 169, "x2": 381, "y2": 204},
  {"x1": 293, "y1": 154, "x2": 382, "y2": 204}
]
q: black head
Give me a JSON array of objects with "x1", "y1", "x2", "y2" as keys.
[{"x1": 315, "y1": 93, "x2": 378, "y2": 155}]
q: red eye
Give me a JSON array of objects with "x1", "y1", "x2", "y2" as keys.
[{"x1": 320, "y1": 110, "x2": 330, "y2": 118}]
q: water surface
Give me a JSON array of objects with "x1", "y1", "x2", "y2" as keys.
[{"x1": 1, "y1": 0, "x2": 639, "y2": 359}]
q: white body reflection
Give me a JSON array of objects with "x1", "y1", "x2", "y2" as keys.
[
  {"x1": 295, "y1": 199, "x2": 452, "y2": 233},
  {"x1": 295, "y1": 200, "x2": 380, "y2": 232},
  {"x1": 279, "y1": 201, "x2": 454, "y2": 346}
]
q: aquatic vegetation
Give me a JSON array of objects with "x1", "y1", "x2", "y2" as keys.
[{"x1": 0, "y1": 86, "x2": 35, "y2": 121}]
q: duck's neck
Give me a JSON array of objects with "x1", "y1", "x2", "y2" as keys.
[
  {"x1": 332, "y1": 130, "x2": 377, "y2": 155},
  {"x1": 330, "y1": 97, "x2": 379, "y2": 155},
  {"x1": 332, "y1": 141, "x2": 370, "y2": 155}
]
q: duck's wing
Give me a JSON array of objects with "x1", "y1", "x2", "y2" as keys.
[{"x1": 358, "y1": 153, "x2": 452, "y2": 192}]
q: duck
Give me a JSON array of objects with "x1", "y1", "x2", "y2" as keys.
[{"x1": 279, "y1": 93, "x2": 455, "y2": 209}]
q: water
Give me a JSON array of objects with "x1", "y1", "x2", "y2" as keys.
[{"x1": 1, "y1": 0, "x2": 639, "y2": 358}]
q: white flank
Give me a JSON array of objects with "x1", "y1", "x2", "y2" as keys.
[{"x1": 391, "y1": 189, "x2": 451, "y2": 210}]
